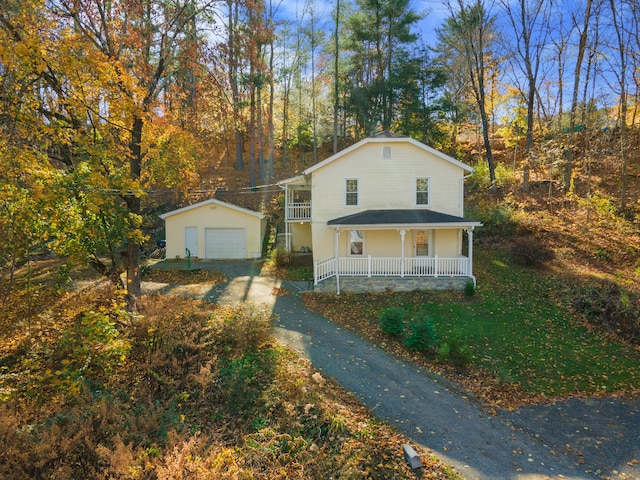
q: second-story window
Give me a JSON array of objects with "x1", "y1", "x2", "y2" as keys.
[
  {"x1": 346, "y1": 178, "x2": 359, "y2": 206},
  {"x1": 416, "y1": 177, "x2": 430, "y2": 206}
]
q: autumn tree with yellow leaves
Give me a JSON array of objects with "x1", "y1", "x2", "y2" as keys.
[{"x1": 0, "y1": 0, "x2": 210, "y2": 308}]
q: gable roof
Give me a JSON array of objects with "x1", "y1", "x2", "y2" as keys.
[
  {"x1": 327, "y1": 209, "x2": 481, "y2": 228},
  {"x1": 372, "y1": 130, "x2": 407, "y2": 138},
  {"x1": 302, "y1": 133, "x2": 474, "y2": 176},
  {"x1": 159, "y1": 198, "x2": 266, "y2": 220}
]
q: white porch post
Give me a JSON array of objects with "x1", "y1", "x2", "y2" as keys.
[
  {"x1": 284, "y1": 184, "x2": 289, "y2": 221},
  {"x1": 285, "y1": 221, "x2": 291, "y2": 253},
  {"x1": 334, "y1": 228, "x2": 340, "y2": 295},
  {"x1": 399, "y1": 229, "x2": 406, "y2": 277},
  {"x1": 467, "y1": 227, "x2": 474, "y2": 278},
  {"x1": 313, "y1": 258, "x2": 318, "y2": 285}
]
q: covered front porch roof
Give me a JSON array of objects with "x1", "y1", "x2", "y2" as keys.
[{"x1": 327, "y1": 209, "x2": 482, "y2": 229}]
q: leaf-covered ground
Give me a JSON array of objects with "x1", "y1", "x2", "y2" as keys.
[
  {"x1": 0, "y1": 262, "x2": 459, "y2": 479},
  {"x1": 302, "y1": 246, "x2": 640, "y2": 414},
  {"x1": 143, "y1": 266, "x2": 226, "y2": 285}
]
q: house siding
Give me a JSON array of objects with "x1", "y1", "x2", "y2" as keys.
[
  {"x1": 163, "y1": 204, "x2": 266, "y2": 259},
  {"x1": 310, "y1": 142, "x2": 465, "y2": 226},
  {"x1": 433, "y1": 229, "x2": 460, "y2": 257},
  {"x1": 306, "y1": 142, "x2": 470, "y2": 261},
  {"x1": 290, "y1": 222, "x2": 312, "y2": 253}
]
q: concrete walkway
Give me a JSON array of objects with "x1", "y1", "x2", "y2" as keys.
[{"x1": 145, "y1": 260, "x2": 640, "y2": 480}]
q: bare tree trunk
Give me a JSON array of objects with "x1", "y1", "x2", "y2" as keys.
[
  {"x1": 125, "y1": 115, "x2": 144, "y2": 307},
  {"x1": 257, "y1": 80, "x2": 265, "y2": 180},
  {"x1": 448, "y1": 0, "x2": 498, "y2": 192},
  {"x1": 268, "y1": 25, "x2": 275, "y2": 179},
  {"x1": 333, "y1": 0, "x2": 340, "y2": 154},
  {"x1": 500, "y1": 0, "x2": 552, "y2": 193},
  {"x1": 609, "y1": 0, "x2": 628, "y2": 211},
  {"x1": 228, "y1": 0, "x2": 243, "y2": 171},
  {"x1": 249, "y1": 70, "x2": 256, "y2": 187},
  {"x1": 580, "y1": 6, "x2": 600, "y2": 198},
  {"x1": 564, "y1": 0, "x2": 592, "y2": 192},
  {"x1": 309, "y1": 6, "x2": 318, "y2": 164}
]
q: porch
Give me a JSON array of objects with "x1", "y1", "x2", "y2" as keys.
[{"x1": 314, "y1": 255, "x2": 472, "y2": 293}]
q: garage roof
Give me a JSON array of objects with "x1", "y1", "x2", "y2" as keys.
[{"x1": 159, "y1": 198, "x2": 267, "y2": 220}]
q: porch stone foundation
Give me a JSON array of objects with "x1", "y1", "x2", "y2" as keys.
[{"x1": 313, "y1": 276, "x2": 470, "y2": 294}]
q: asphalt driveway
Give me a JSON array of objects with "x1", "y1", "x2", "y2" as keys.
[{"x1": 145, "y1": 260, "x2": 640, "y2": 480}]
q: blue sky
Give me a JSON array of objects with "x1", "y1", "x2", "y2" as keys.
[{"x1": 275, "y1": 0, "x2": 450, "y2": 42}]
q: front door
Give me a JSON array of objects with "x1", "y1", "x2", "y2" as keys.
[{"x1": 185, "y1": 226, "x2": 198, "y2": 258}]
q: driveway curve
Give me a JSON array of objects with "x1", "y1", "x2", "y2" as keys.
[{"x1": 145, "y1": 260, "x2": 640, "y2": 480}]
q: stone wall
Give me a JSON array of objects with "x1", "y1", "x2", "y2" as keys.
[{"x1": 313, "y1": 276, "x2": 471, "y2": 294}]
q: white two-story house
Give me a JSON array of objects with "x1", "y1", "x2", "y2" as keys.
[{"x1": 278, "y1": 132, "x2": 482, "y2": 294}]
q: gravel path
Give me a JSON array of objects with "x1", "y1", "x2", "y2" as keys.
[{"x1": 145, "y1": 260, "x2": 640, "y2": 480}]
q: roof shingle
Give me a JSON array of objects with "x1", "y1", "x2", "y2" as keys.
[{"x1": 327, "y1": 209, "x2": 480, "y2": 226}]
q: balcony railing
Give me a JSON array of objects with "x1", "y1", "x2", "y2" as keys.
[
  {"x1": 286, "y1": 202, "x2": 311, "y2": 221},
  {"x1": 314, "y1": 255, "x2": 470, "y2": 284}
]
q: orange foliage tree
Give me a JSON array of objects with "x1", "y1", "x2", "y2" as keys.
[{"x1": 0, "y1": 0, "x2": 213, "y2": 308}]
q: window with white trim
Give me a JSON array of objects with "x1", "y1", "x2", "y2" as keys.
[
  {"x1": 349, "y1": 230, "x2": 364, "y2": 255},
  {"x1": 416, "y1": 177, "x2": 430, "y2": 205},
  {"x1": 415, "y1": 230, "x2": 429, "y2": 256},
  {"x1": 345, "y1": 178, "x2": 359, "y2": 206}
]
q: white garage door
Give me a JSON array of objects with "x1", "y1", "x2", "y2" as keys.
[{"x1": 205, "y1": 228, "x2": 246, "y2": 259}]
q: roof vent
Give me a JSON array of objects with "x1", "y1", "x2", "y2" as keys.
[{"x1": 383, "y1": 146, "x2": 391, "y2": 158}]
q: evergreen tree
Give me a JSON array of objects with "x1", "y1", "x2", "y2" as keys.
[{"x1": 345, "y1": 0, "x2": 421, "y2": 135}]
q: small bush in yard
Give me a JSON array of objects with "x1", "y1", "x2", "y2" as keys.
[
  {"x1": 378, "y1": 307, "x2": 405, "y2": 335},
  {"x1": 213, "y1": 302, "x2": 274, "y2": 354},
  {"x1": 572, "y1": 282, "x2": 640, "y2": 345},
  {"x1": 510, "y1": 236, "x2": 555, "y2": 266},
  {"x1": 464, "y1": 279, "x2": 476, "y2": 297},
  {"x1": 403, "y1": 317, "x2": 437, "y2": 352},
  {"x1": 273, "y1": 248, "x2": 291, "y2": 269},
  {"x1": 438, "y1": 333, "x2": 472, "y2": 368}
]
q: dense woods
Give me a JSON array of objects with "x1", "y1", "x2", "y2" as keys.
[{"x1": 1, "y1": 0, "x2": 639, "y2": 304}]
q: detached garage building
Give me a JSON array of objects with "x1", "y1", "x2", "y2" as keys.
[{"x1": 159, "y1": 199, "x2": 268, "y2": 260}]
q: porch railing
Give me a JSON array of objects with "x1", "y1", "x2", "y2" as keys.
[
  {"x1": 314, "y1": 255, "x2": 470, "y2": 284},
  {"x1": 315, "y1": 257, "x2": 336, "y2": 283},
  {"x1": 286, "y1": 202, "x2": 311, "y2": 221}
]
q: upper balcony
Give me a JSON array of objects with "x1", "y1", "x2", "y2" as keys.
[
  {"x1": 285, "y1": 185, "x2": 311, "y2": 221},
  {"x1": 287, "y1": 202, "x2": 311, "y2": 221}
]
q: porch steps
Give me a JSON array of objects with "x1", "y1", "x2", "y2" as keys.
[{"x1": 275, "y1": 233, "x2": 288, "y2": 251}]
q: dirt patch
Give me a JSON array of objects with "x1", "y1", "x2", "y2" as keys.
[{"x1": 143, "y1": 268, "x2": 225, "y2": 285}]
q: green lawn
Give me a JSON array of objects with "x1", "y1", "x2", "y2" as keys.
[
  {"x1": 307, "y1": 248, "x2": 640, "y2": 398},
  {"x1": 416, "y1": 249, "x2": 640, "y2": 395}
]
